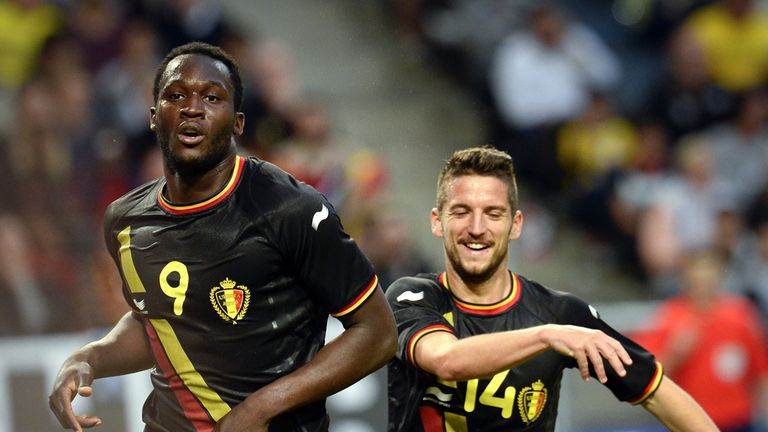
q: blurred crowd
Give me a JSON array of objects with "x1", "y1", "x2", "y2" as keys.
[
  {"x1": 390, "y1": 0, "x2": 768, "y2": 314},
  {"x1": 0, "y1": 0, "x2": 767, "y2": 428},
  {"x1": 389, "y1": 0, "x2": 768, "y2": 428},
  {"x1": 0, "y1": 0, "x2": 430, "y2": 336}
]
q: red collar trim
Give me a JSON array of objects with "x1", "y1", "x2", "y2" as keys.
[
  {"x1": 158, "y1": 156, "x2": 245, "y2": 215},
  {"x1": 439, "y1": 271, "x2": 521, "y2": 315}
]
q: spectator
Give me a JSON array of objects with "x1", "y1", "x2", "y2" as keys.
[
  {"x1": 357, "y1": 206, "x2": 433, "y2": 290},
  {"x1": 571, "y1": 117, "x2": 673, "y2": 274},
  {"x1": 645, "y1": 26, "x2": 735, "y2": 143},
  {"x1": 92, "y1": 17, "x2": 161, "y2": 185},
  {"x1": 65, "y1": 0, "x2": 127, "y2": 73},
  {"x1": 489, "y1": 3, "x2": 621, "y2": 131},
  {"x1": 683, "y1": 0, "x2": 768, "y2": 92},
  {"x1": 0, "y1": 0, "x2": 61, "y2": 131},
  {"x1": 268, "y1": 101, "x2": 347, "y2": 206},
  {"x1": 703, "y1": 86, "x2": 768, "y2": 214},
  {"x1": 556, "y1": 91, "x2": 638, "y2": 192},
  {"x1": 635, "y1": 249, "x2": 768, "y2": 432},
  {"x1": 636, "y1": 134, "x2": 729, "y2": 295},
  {"x1": 488, "y1": 3, "x2": 621, "y2": 193},
  {"x1": 0, "y1": 0, "x2": 61, "y2": 90},
  {"x1": 725, "y1": 207, "x2": 768, "y2": 327}
]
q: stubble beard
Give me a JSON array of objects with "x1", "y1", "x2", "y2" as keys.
[
  {"x1": 446, "y1": 242, "x2": 508, "y2": 285},
  {"x1": 156, "y1": 126, "x2": 234, "y2": 179}
]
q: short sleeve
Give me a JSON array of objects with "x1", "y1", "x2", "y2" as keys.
[
  {"x1": 275, "y1": 184, "x2": 377, "y2": 317},
  {"x1": 386, "y1": 276, "x2": 454, "y2": 370},
  {"x1": 550, "y1": 292, "x2": 663, "y2": 404}
]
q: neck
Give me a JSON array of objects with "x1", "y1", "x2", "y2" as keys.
[
  {"x1": 444, "y1": 265, "x2": 511, "y2": 304},
  {"x1": 163, "y1": 153, "x2": 237, "y2": 205}
]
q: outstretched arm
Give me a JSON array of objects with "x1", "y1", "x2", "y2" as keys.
[
  {"x1": 48, "y1": 311, "x2": 154, "y2": 431},
  {"x1": 415, "y1": 323, "x2": 633, "y2": 383},
  {"x1": 213, "y1": 287, "x2": 397, "y2": 432},
  {"x1": 641, "y1": 377, "x2": 718, "y2": 431}
]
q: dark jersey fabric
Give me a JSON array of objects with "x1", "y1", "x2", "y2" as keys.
[
  {"x1": 103, "y1": 156, "x2": 377, "y2": 432},
  {"x1": 386, "y1": 272, "x2": 662, "y2": 432}
]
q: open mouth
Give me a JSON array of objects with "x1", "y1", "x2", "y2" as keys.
[
  {"x1": 463, "y1": 242, "x2": 490, "y2": 252},
  {"x1": 177, "y1": 124, "x2": 205, "y2": 145}
]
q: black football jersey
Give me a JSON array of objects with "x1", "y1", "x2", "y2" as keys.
[
  {"x1": 103, "y1": 156, "x2": 378, "y2": 432},
  {"x1": 386, "y1": 272, "x2": 662, "y2": 432}
]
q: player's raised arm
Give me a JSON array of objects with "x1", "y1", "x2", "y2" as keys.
[{"x1": 414, "y1": 323, "x2": 631, "y2": 383}]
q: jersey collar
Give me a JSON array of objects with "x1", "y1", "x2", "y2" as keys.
[
  {"x1": 439, "y1": 271, "x2": 521, "y2": 315},
  {"x1": 157, "y1": 155, "x2": 245, "y2": 215}
]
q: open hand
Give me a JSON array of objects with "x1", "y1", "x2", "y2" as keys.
[
  {"x1": 545, "y1": 325, "x2": 633, "y2": 383},
  {"x1": 48, "y1": 360, "x2": 102, "y2": 431}
]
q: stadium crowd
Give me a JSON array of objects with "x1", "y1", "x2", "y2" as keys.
[
  {"x1": 0, "y1": 0, "x2": 430, "y2": 335},
  {"x1": 392, "y1": 0, "x2": 768, "y2": 310},
  {"x1": 1, "y1": 0, "x2": 768, "y2": 427},
  {"x1": 0, "y1": 0, "x2": 768, "y2": 328}
]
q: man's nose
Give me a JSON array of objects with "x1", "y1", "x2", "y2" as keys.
[
  {"x1": 468, "y1": 212, "x2": 486, "y2": 235},
  {"x1": 181, "y1": 94, "x2": 204, "y2": 116}
]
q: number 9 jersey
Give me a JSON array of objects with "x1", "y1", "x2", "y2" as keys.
[
  {"x1": 386, "y1": 272, "x2": 663, "y2": 432},
  {"x1": 103, "y1": 156, "x2": 378, "y2": 432}
]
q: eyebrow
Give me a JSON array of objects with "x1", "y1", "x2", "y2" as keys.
[{"x1": 163, "y1": 78, "x2": 229, "y2": 89}]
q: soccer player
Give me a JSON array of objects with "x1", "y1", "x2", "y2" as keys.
[
  {"x1": 386, "y1": 146, "x2": 717, "y2": 431},
  {"x1": 48, "y1": 42, "x2": 397, "y2": 432}
]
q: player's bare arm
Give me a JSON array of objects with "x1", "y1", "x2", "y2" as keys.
[
  {"x1": 415, "y1": 323, "x2": 632, "y2": 383},
  {"x1": 213, "y1": 287, "x2": 396, "y2": 432},
  {"x1": 48, "y1": 312, "x2": 153, "y2": 431},
  {"x1": 641, "y1": 378, "x2": 719, "y2": 431}
]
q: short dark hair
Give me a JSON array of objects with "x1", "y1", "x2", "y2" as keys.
[
  {"x1": 436, "y1": 146, "x2": 518, "y2": 212},
  {"x1": 153, "y1": 42, "x2": 244, "y2": 111}
]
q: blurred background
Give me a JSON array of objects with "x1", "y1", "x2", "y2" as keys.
[{"x1": 1, "y1": 0, "x2": 768, "y2": 431}]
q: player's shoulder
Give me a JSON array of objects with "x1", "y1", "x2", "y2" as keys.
[
  {"x1": 516, "y1": 273, "x2": 593, "y2": 318},
  {"x1": 241, "y1": 156, "x2": 327, "y2": 212},
  {"x1": 104, "y1": 177, "x2": 163, "y2": 224},
  {"x1": 385, "y1": 273, "x2": 444, "y2": 303}
]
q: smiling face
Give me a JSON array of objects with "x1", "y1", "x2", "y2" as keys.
[
  {"x1": 150, "y1": 53, "x2": 244, "y2": 178},
  {"x1": 432, "y1": 174, "x2": 523, "y2": 285}
]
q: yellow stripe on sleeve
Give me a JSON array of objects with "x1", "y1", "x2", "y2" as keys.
[
  {"x1": 629, "y1": 361, "x2": 664, "y2": 405},
  {"x1": 331, "y1": 275, "x2": 378, "y2": 317}
]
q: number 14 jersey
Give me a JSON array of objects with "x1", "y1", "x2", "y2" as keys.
[{"x1": 386, "y1": 272, "x2": 662, "y2": 432}]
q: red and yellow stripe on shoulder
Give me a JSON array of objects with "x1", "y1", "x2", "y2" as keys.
[
  {"x1": 407, "y1": 324, "x2": 454, "y2": 369},
  {"x1": 628, "y1": 361, "x2": 664, "y2": 405},
  {"x1": 331, "y1": 275, "x2": 379, "y2": 318}
]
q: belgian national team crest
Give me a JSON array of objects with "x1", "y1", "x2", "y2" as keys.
[
  {"x1": 518, "y1": 380, "x2": 547, "y2": 425},
  {"x1": 210, "y1": 278, "x2": 250, "y2": 324}
]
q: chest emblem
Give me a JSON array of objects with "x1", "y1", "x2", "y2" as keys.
[
  {"x1": 518, "y1": 380, "x2": 547, "y2": 425},
  {"x1": 210, "y1": 278, "x2": 250, "y2": 324}
]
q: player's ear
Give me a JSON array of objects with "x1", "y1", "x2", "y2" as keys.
[
  {"x1": 509, "y1": 210, "x2": 523, "y2": 240},
  {"x1": 233, "y1": 112, "x2": 245, "y2": 136},
  {"x1": 149, "y1": 107, "x2": 157, "y2": 131},
  {"x1": 431, "y1": 208, "x2": 443, "y2": 238}
]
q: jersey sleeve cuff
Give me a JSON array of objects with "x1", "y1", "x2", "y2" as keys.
[
  {"x1": 407, "y1": 324, "x2": 455, "y2": 370},
  {"x1": 331, "y1": 275, "x2": 378, "y2": 317},
  {"x1": 627, "y1": 361, "x2": 664, "y2": 405}
]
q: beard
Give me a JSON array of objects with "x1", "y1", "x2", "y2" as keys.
[
  {"x1": 156, "y1": 125, "x2": 234, "y2": 178},
  {"x1": 445, "y1": 241, "x2": 509, "y2": 285}
]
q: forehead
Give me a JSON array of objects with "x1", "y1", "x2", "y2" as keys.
[
  {"x1": 160, "y1": 53, "x2": 233, "y2": 90},
  {"x1": 445, "y1": 175, "x2": 510, "y2": 207}
]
